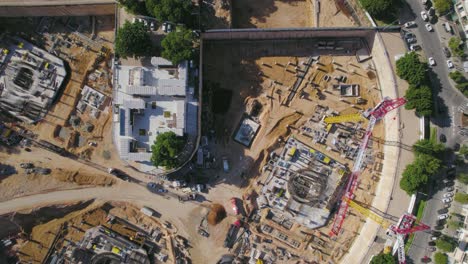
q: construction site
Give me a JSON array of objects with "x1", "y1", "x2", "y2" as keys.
[
  {"x1": 196, "y1": 27, "x2": 429, "y2": 263},
  {"x1": 0, "y1": 15, "x2": 115, "y2": 161},
  {"x1": 0, "y1": 201, "x2": 191, "y2": 264}
]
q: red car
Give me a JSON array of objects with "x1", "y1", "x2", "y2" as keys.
[{"x1": 230, "y1": 198, "x2": 239, "y2": 215}]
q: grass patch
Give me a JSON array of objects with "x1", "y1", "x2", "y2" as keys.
[
  {"x1": 405, "y1": 233, "x2": 415, "y2": 253},
  {"x1": 416, "y1": 200, "x2": 426, "y2": 220},
  {"x1": 430, "y1": 127, "x2": 437, "y2": 143}
]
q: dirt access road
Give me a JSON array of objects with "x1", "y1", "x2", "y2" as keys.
[{"x1": 0, "y1": 182, "x2": 234, "y2": 263}]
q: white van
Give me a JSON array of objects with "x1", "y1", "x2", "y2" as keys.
[{"x1": 443, "y1": 22, "x2": 452, "y2": 33}]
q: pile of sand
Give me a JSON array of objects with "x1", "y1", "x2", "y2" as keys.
[{"x1": 207, "y1": 204, "x2": 226, "y2": 226}]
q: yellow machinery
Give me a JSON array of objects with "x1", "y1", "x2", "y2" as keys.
[{"x1": 324, "y1": 113, "x2": 364, "y2": 124}]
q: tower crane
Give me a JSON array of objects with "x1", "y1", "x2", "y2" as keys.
[
  {"x1": 328, "y1": 97, "x2": 407, "y2": 237},
  {"x1": 324, "y1": 97, "x2": 431, "y2": 263},
  {"x1": 345, "y1": 197, "x2": 430, "y2": 264}
]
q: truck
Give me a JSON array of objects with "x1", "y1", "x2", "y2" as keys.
[
  {"x1": 178, "y1": 193, "x2": 197, "y2": 202},
  {"x1": 140, "y1": 206, "x2": 155, "y2": 217}
]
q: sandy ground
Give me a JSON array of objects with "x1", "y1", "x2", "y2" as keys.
[
  {"x1": 203, "y1": 38, "x2": 384, "y2": 261},
  {"x1": 232, "y1": 0, "x2": 313, "y2": 28},
  {"x1": 0, "y1": 146, "x2": 115, "y2": 202}
]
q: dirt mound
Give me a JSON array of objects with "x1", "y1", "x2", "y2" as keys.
[
  {"x1": 207, "y1": 204, "x2": 226, "y2": 226},
  {"x1": 54, "y1": 171, "x2": 115, "y2": 186}
]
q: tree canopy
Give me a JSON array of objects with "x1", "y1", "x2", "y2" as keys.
[
  {"x1": 146, "y1": 0, "x2": 193, "y2": 25},
  {"x1": 457, "y1": 172, "x2": 468, "y2": 184},
  {"x1": 434, "y1": 0, "x2": 452, "y2": 15},
  {"x1": 360, "y1": 0, "x2": 397, "y2": 20},
  {"x1": 434, "y1": 252, "x2": 448, "y2": 264},
  {"x1": 150, "y1": 131, "x2": 185, "y2": 169},
  {"x1": 370, "y1": 253, "x2": 396, "y2": 264},
  {"x1": 448, "y1": 37, "x2": 465, "y2": 57},
  {"x1": 396, "y1": 52, "x2": 428, "y2": 86},
  {"x1": 404, "y1": 85, "x2": 433, "y2": 117},
  {"x1": 413, "y1": 139, "x2": 445, "y2": 156},
  {"x1": 449, "y1": 71, "x2": 466, "y2": 84},
  {"x1": 115, "y1": 21, "x2": 152, "y2": 58},
  {"x1": 400, "y1": 154, "x2": 442, "y2": 194},
  {"x1": 161, "y1": 28, "x2": 195, "y2": 64},
  {"x1": 454, "y1": 192, "x2": 468, "y2": 204},
  {"x1": 436, "y1": 236, "x2": 457, "y2": 252},
  {"x1": 118, "y1": 0, "x2": 147, "y2": 15}
]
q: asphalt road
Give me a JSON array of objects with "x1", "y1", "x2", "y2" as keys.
[{"x1": 400, "y1": 0, "x2": 467, "y2": 262}]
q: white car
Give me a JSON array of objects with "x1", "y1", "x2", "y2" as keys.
[
  {"x1": 421, "y1": 11, "x2": 429, "y2": 21},
  {"x1": 410, "y1": 44, "x2": 421, "y2": 51},
  {"x1": 443, "y1": 192, "x2": 454, "y2": 198},
  {"x1": 428, "y1": 57, "x2": 436, "y2": 66},
  {"x1": 404, "y1": 21, "x2": 416, "y2": 28},
  {"x1": 442, "y1": 197, "x2": 453, "y2": 203},
  {"x1": 447, "y1": 60, "x2": 454, "y2": 69},
  {"x1": 438, "y1": 214, "x2": 448, "y2": 220},
  {"x1": 425, "y1": 24, "x2": 433, "y2": 32}
]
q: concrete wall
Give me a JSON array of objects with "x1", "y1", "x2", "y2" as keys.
[{"x1": 0, "y1": 4, "x2": 115, "y2": 17}]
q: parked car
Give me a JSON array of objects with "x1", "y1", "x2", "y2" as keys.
[
  {"x1": 442, "y1": 198, "x2": 453, "y2": 203},
  {"x1": 425, "y1": 24, "x2": 433, "y2": 32},
  {"x1": 20, "y1": 163, "x2": 33, "y2": 169},
  {"x1": 443, "y1": 192, "x2": 454, "y2": 198},
  {"x1": 407, "y1": 38, "x2": 417, "y2": 44},
  {"x1": 410, "y1": 44, "x2": 421, "y2": 51},
  {"x1": 431, "y1": 236, "x2": 438, "y2": 241},
  {"x1": 150, "y1": 22, "x2": 155, "y2": 31},
  {"x1": 438, "y1": 208, "x2": 449, "y2": 214},
  {"x1": 446, "y1": 186, "x2": 454, "y2": 192},
  {"x1": 438, "y1": 214, "x2": 448, "y2": 220},
  {"x1": 427, "y1": 247, "x2": 436, "y2": 252},
  {"x1": 447, "y1": 60, "x2": 454, "y2": 69},
  {"x1": 428, "y1": 57, "x2": 436, "y2": 66},
  {"x1": 404, "y1": 21, "x2": 416, "y2": 28},
  {"x1": 422, "y1": 0, "x2": 428, "y2": 5},
  {"x1": 404, "y1": 32, "x2": 415, "y2": 39},
  {"x1": 443, "y1": 22, "x2": 453, "y2": 33},
  {"x1": 108, "y1": 168, "x2": 130, "y2": 181},
  {"x1": 421, "y1": 11, "x2": 429, "y2": 21}
]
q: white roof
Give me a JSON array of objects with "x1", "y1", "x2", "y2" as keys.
[{"x1": 123, "y1": 99, "x2": 145, "y2": 109}]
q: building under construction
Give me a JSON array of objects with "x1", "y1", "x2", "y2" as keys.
[
  {"x1": 258, "y1": 137, "x2": 348, "y2": 229},
  {"x1": 0, "y1": 35, "x2": 67, "y2": 123}
]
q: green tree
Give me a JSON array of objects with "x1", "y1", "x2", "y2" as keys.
[
  {"x1": 396, "y1": 52, "x2": 428, "y2": 86},
  {"x1": 118, "y1": 0, "x2": 147, "y2": 15},
  {"x1": 147, "y1": 0, "x2": 193, "y2": 25},
  {"x1": 460, "y1": 145, "x2": 468, "y2": 155},
  {"x1": 161, "y1": 28, "x2": 195, "y2": 64},
  {"x1": 436, "y1": 236, "x2": 457, "y2": 252},
  {"x1": 370, "y1": 253, "x2": 396, "y2": 264},
  {"x1": 434, "y1": 252, "x2": 448, "y2": 264},
  {"x1": 454, "y1": 192, "x2": 468, "y2": 204},
  {"x1": 455, "y1": 82, "x2": 468, "y2": 95},
  {"x1": 449, "y1": 71, "x2": 466, "y2": 84},
  {"x1": 404, "y1": 85, "x2": 433, "y2": 117},
  {"x1": 359, "y1": 0, "x2": 397, "y2": 20},
  {"x1": 433, "y1": 0, "x2": 452, "y2": 15},
  {"x1": 413, "y1": 139, "x2": 445, "y2": 156},
  {"x1": 448, "y1": 37, "x2": 465, "y2": 57},
  {"x1": 400, "y1": 154, "x2": 442, "y2": 194},
  {"x1": 457, "y1": 173, "x2": 468, "y2": 184},
  {"x1": 115, "y1": 21, "x2": 152, "y2": 58},
  {"x1": 150, "y1": 131, "x2": 185, "y2": 169}
]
